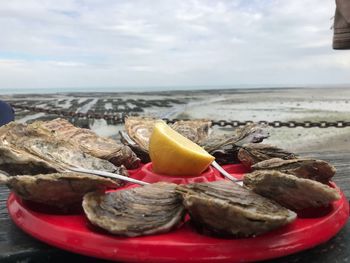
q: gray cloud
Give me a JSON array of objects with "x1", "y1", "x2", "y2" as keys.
[{"x1": 0, "y1": 0, "x2": 349, "y2": 90}]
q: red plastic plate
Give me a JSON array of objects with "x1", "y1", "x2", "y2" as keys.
[{"x1": 7, "y1": 164, "x2": 349, "y2": 263}]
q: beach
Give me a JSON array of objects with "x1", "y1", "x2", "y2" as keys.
[{"x1": 1, "y1": 87, "x2": 350, "y2": 153}]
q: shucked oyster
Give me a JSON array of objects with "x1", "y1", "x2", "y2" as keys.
[
  {"x1": 244, "y1": 170, "x2": 340, "y2": 210},
  {"x1": 0, "y1": 122, "x2": 127, "y2": 176},
  {"x1": 29, "y1": 118, "x2": 140, "y2": 169},
  {"x1": 251, "y1": 158, "x2": 336, "y2": 184},
  {"x1": 238, "y1": 143, "x2": 297, "y2": 168},
  {"x1": 0, "y1": 172, "x2": 120, "y2": 207},
  {"x1": 83, "y1": 182, "x2": 185, "y2": 237},
  {"x1": 176, "y1": 180, "x2": 296, "y2": 237}
]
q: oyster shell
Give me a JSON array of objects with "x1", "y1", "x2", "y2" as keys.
[
  {"x1": 252, "y1": 158, "x2": 336, "y2": 183},
  {"x1": 0, "y1": 122, "x2": 127, "y2": 177},
  {"x1": 122, "y1": 117, "x2": 212, "y2": 162},
  {"x1": 176, "y1": 180, "x2": 296, "y2": 237},
  {"x1": 238, "y1": 143, "x2": 297, "y2": 168},
  {"x1": 202, "y1": 123, "x2": 270, "y2": 164},
  {"x1": 119, "y1": 131, "x2": 151, "y2": 163},
  {"x1": 125, "y1": 116, "x2": 211, "y2": 147},
  {"x1": 170, "y1": 119, "x2": 212, "y2": 144},
  {"x1": 83, "y1": 182, "x2": 185, "y2": 237},
  {"x1": 30, "y1": 118, "x2": 140, "y2": 169},
  {"x1": 123, "y1": 117, "x2": 269, "y2": 165},
  {"x1": 244, "y1": 170, "x2": 340, "y2": 210},
  {"x1": 124, "y1": 117, "x2": 157, "y2": 151},
  {"x1": 0, "y1": 172, "x2": 120, "y2": 207},
  {"x1": 202, "y1": 123, "x2": 269, "y2": 153}
]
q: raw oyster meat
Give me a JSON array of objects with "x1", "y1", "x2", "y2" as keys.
[
  {"x1": 0, "y1": 172, "x2": 120, "y2": 207},
  {"x1": 176, "y1": 180, "x2": 296, "y2": 237},
  {"x1": 251, "y1": 158, "x2": 336, "y2": 183},
  {"x1": 30, "y1": 118, "x2": 140, "y2": 169},
  {"x1": 83, "y1": 182, "x2": 185, "y2": 237},
  {"x1": 238, "y1": 143, "x2": 297, "y2": 168},
  {"x1": 244, "y1": 170, "x2": 340, "y2": 210}
]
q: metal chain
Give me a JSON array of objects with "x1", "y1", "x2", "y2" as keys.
[{"x1": 11, "y1": 104, "x2": 350, "y2": 128}]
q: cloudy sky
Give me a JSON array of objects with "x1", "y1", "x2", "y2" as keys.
[{"x1": 0, "y1": 0, "x2": 349, "y2": 91}]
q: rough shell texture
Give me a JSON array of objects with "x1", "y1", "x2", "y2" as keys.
[
  {"x1": 119, "y1": 131, "x2": 151, "y2": 163},
  {"x1": 243, "y1": 170, "x2": 340, "y2": 210},
  {"x1": 251, "y1": 158, "x2": 336, "y2": 183},
  {"x1": 2, "y1": 172, "x2": 120, "y2": 207},
  {"x1": 123, "y1": 117, "x2": 212, "y2": 163},
  {"x1": 0, "y1": 122, "x2": 127, "y2": 177},
  {"x1": 202, "y1": 124, "x2": 270, "y2": 165},
  {"x1": 123, "y1": 117, "x2": 269, "y2": 165},
  {"x1": 124, "y1": 117, "x2": 212, "y2": 149},
  {"x1": 124, "y1": 117, "x2": 157, "y2": 151},
  {"x1": 202, "y1": 123, "x2": 269, "y2": 153},
  {"x1": 176, "y1": 180, "x2": 296, "y2": 237},
  {"x1": 83, "y1": 182, "x2": 185, "y2": 237},
  {"x1": 238, "y1": 143, "x2": 297, "y2": 168},
  {"x1": 170, "y1": 119, "x2": 212, "y2": 144},
  {"x1": 30, "y1": 118, "x2": 140, "y2": 169}
]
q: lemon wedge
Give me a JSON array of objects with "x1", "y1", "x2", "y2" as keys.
[{"x1": 149, "y1": 121, "x2": 215, "y2": 176}]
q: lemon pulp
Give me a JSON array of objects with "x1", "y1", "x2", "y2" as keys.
[{"x1": 149, "y1": 121, "x2": 215, "y2": 176}]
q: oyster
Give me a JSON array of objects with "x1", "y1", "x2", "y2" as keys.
[
  {"x1": 176, "y1": 180, "x2": 296, "y2": 237},
  {"x1": 202, "y1": 123, "x2": 269, "y2": 153},
  {"x1": 119, "y1": 131, "x2": 151, "y2": 163},
  {"x1": 0, "y1": 122, "x2": 127, "y2": 177},
  {"x1": 244, "y1": 170, "x2": 340, "y2": 210},
  {"x1": 252, "y1": 158, "x2": 336, "y2": 183},
  {"x1": 122, "y1": 117, "x2": 269, "y2": 165},
  {"x1": 83, "y1": 182, "x2": 185, "y2": 237},
  {"x1": 124, "y1": 116, "x2": 211, "y2": 147},
  {"x1": 170, "y1": 119, "x2": 212, "y2": 144},
  {"x1": 30, "y1": 118, "x2": 140, "y2": 169},
  {"x1": 0, "y1": 172, "x2": 120, "y2": 207},
  {"x1": 124, "y1": 117, "x2": 158, "y2": 151},
  {"x1": 202, "y1": 123, "x2": 270, "y2": 164},
  {"x1": 238, "y1": 143, "x2": 297, "y2": 168},
  {"x1": 122, "y1": 117, "x2": 212, "y2": 163}
]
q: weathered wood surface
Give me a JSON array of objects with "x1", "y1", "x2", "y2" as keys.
[{"x1": 0, "y1": 151, "x2": 349, "y2": 262}]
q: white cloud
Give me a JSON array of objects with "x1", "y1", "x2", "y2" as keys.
[{"x1": 0, "y1": 0, "x2": 349, "y2": 91}]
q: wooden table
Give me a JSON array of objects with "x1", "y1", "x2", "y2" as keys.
[{"x1": 0, "y1": 151, "x2": 349, "y2": 263}]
